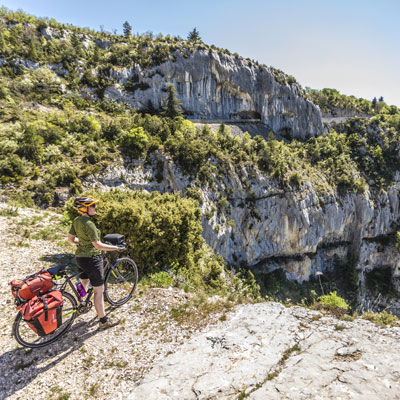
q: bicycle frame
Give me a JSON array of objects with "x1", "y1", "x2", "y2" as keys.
[{"x1": 51, "y1": 252, "x2": 128, "y2": 309}]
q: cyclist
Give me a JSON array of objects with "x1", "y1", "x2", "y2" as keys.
[{"x1": 67, "y1": 196, "x2": 121, "y2": 330}]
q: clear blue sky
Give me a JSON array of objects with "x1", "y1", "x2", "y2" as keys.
[{"x1": 2, "y1": 0, "x2": 400, "y2": 107}]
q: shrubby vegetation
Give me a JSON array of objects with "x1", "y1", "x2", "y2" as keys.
[
  {"x1": 64, "y1": 189, "x2": 260, "y2": 297},
  {"x1": 307, "y1": 88, "x2": 399, "y2": 116},
  {"x1": 316, "y1": 291, "x2": 349, "y2": 311},
  {"x1": 362, "y1": 310, "x2": 398, "y2": 327}
]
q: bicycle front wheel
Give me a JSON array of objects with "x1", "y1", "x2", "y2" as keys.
[
  {"x1": 12, "y1": 291, "x2": 78, "y2": 348},
  {"x1": 104, "y1": 257, "x2": 138, "y2": 306}
]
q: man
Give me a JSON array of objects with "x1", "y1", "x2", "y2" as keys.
[{"x1": 67, "y1": 196, "x2": 120, "y2": 330}]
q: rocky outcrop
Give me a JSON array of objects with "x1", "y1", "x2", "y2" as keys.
[
  {"x1": 129, "y1": 302, "x2": 400, "y2": 400},
  {"x1": 6, "y1": 48, "x2": 323, "y2": 139},
  {"x1": 105, "y1": 50, "x2": 324, "y2": 139},
  {"x1": 322, "y1": 108, "x2": 371, "y2": 125},
  {"x1": 84, "y1": 152, "x2": 400, "y2": 314}
]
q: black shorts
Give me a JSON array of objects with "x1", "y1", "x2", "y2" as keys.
[{"x1": 75, "y1": 255, "x2": 104, "y2": 287}]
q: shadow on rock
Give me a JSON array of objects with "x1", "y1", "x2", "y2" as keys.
[{"x1": 39, "y1": 253, "x2": 76, "y2": 270}]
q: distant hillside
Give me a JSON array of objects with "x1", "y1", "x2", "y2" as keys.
[{"x1": 0, "y1": 8, "x2": 323, "y2": 139}]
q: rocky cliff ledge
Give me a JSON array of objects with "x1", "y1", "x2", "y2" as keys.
[
  {"x1": 105, "y1": 50, "x2": 324, "y2": 139},
  {"x1": 129, "y1": 302, "x2": 400, "y2": 400}
]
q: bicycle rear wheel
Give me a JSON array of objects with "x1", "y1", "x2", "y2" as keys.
[
  {"x1": 12, "y1": 291, "x2": 78, "y2": 348},
  {"x1": 104, "y1": 257, "x2": 138, "y2": 306}
]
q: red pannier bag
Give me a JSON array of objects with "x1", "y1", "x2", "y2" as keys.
[
  {"x1": 10, "y1": 271, "x2": 53, "y2": 303},
  {"x1": 20, "y1": 290, "x2": 63, "y2": 336}
]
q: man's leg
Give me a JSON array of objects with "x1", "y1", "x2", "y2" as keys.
[
  {"x1": 93, "y1": 284, "x2": 105, "y2": 319},
  {"x1": 81, "y1": 278, "x2": 90, "y2": 292},
  {"x1": 94, "y1": 284, "x2": 120, "y2": 330}
]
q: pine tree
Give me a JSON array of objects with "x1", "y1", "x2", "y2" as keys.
[
  {"x1": 378, "y1": 96, "x2": 384, "y2": 103},
  {"x1": 372, "y1": 97, "x2": 377, "y2": 107},
  {"x1": 161, "y1": 84, "x2": 182, "y2": 118},
  {"x1": 123, "y1": 21, "x2": 132, "y2": 38},
  {"x1": 187, "y1": 28, "x2": 201, "y2": 41},
  {"x1": 0, "y1": 32, "x2": 5, "y2": 54},
  {"x1": 143, "y1": 99, "x2": 157, "y2": 115},
  {"x1": 27, "y1": 39, "x2": 38, "y2": 60}
]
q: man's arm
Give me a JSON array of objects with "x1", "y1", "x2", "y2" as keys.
[
  {"x1": 67, "y1": 233, "x2": 79, "y2": 245},
  {"x1": 92, "y1": 240, "x2": 120, "y2": 251}
]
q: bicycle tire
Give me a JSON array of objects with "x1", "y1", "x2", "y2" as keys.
[
  {"x1": 12, "y1": 291, "x2": 78, "y2": 348},
  {"x1": 104, "y1": 257, "x2": 138, "y2": 306}
]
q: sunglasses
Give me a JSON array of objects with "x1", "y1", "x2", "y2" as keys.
[{"x1": 89, "y1": 204, "x2": 97, "y2": 209}]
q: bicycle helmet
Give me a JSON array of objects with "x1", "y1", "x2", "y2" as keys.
[{"x1": 73, "y1": 196, "x2": 99, "y2": 214}]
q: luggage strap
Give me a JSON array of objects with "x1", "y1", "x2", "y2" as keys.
[{"x1": 40, "y1": 295, "x2": 49, "y2": 321}]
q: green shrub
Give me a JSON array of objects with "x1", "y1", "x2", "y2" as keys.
[
  {"x1": 65, "y1": 190, "x2": 227, "y2": 292},
  {"x1": 144, "y1": 271, "x2": 174, "y2": 288},
  {"x1": 46, "y1": 161, "x2": 79, "y2": 186},
  {"x1": 316, "y1": 291, "x2": 349, "y2": 316},
  {"x1": 120, "y1": 127, "x2": 149, "y2": 159},
  {"x1": 362, "y1": 311, "x2": 399, "y2": 327},
  {"x1": 0, "y1": 154, "x2": 28, "y2": 182}
]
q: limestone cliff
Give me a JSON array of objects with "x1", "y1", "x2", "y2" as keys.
[
  {"x1": 105, "y1": 50, "x2": 323, "y2": 139},
  {"x1": 9, "y1": 47, "x2": 324, "y2": 139},
  {"x1": 84, "y1": 153, "x2": 400, "y2": 315}
]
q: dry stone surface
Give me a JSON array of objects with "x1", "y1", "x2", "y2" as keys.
[{"x1": 129, "y1": 304, "x2": 400, "y2": 400}]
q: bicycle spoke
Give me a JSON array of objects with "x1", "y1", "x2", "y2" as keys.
[{"x1": 105, "y1": 258, "x2": 138, "y2": 306}]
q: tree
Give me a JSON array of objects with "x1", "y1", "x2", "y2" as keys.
[
  {"x1": 123, "y1": 21, "x2": 132, "y2": 38},
  {"x1": 372, "y1": 97, "x2": 377, "y2": 107},
  {"x1": 142, "y1": 99, "x2": 158, "y2": 115},
  {"x1": 187, "y1": 28, "x2": 201, "y2": 41},
  {"x1": 161, "y1": 84, "x2": 183, "y2": 118},
  {"x1": 378, "y1": 96, "x2": 384, "y2": 102}
]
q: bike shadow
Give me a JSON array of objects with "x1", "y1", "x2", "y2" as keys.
[{"x1": 1, "y1": 307, "x2": 115, "y2": 398}]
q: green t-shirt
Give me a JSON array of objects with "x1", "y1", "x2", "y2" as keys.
[{"x1": 69, "y1": 215, "x2": 101, "y2": 257}]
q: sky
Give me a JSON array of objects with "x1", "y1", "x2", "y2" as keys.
[{"x1": 2, "y1": 0, "x2": 400, "y2": 107}]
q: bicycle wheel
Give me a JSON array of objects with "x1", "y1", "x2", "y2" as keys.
[
  {"x1": 104, "y1": 257, "x2": 138, "y2": 306},
  {"x1": 12, "y1": 291, "x2": 78, "y2": 348}
]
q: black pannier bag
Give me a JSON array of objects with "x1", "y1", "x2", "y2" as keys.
[{"x1": 103, "y1": 234, "x2": 125, "y2": 246}]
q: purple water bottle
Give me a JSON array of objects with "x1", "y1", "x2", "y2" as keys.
[{"x1": 75, "y1": 279, "x2": 87, "y2": 298}]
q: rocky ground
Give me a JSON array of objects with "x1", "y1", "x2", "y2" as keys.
[
  {"x1": 0, "y1": 204, "x2": 226, "y2": 400},
  {"x1": 1, "y1": 203, "x2": 399, "y2": 400},
  {"x1": 130, "y1": 303, "x2": 400, "y2": 400}
]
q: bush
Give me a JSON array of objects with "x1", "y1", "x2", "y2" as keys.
[
  {"x1": 315, "y1": 291, "x2": 349, "y2": 317},
  {"x1": 362, "y1": 311, "x2": 399, "y2": 327},
  {"x1": 120, "y1": 127, "x2": 149, "y2": 159},
  {"x1": 0, "y1": 154, "x2": 28, "y2": 182},
  {"x1": 144, "y1": 271, "x2": 174, "y2": 288},
  {"x1": 65, "y1": 190, "x2": 227, "y2": 293}
]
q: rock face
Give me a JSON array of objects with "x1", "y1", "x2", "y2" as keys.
[
  {"x1": 128, "y1": 302, "x2": 400, "y2": 400},
  {"x1": 85, "y1": 153, "x2": 400, "y2": 314},
  {"x1": 106, "y1": 50, "x2": 324, "y2": 139}
]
